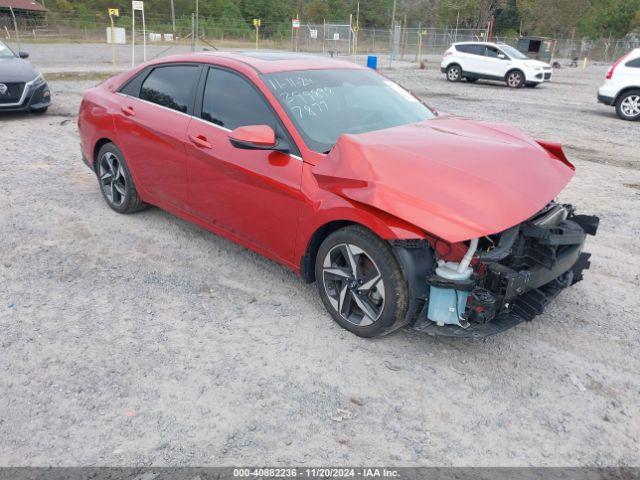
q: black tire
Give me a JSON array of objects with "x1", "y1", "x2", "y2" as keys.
[
  {"x1": 315, "y1": 225, "x2": 408, "y2": 338},
  {"x1": 615, "y1": 90, "x2": 640, "y2": 121},
  {"x1": 31, "y1": 107, "x2": 48, "y2": 114},
  {"x1": 446, "y1": 64, "x2": 462, "y2": 82},
  {"x1": 95, "y1": 143, "x2": 147, "y2": 214},
  {"x1": 505, "y1": 69, "x2": 525, "y2": 88},
  {"x1": 465, "y1": 77, "x2": 478, "y2": 83}
]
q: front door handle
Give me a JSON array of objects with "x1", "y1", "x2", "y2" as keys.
[
  {"x1": 189, "y1": 134, "x2": 212, "y2": 149},
  {"x1": 121, "y1": 105, "x2": 135, "y2": 117}
]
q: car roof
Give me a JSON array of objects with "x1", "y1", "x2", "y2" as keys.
[
  {"x1": 152, "y1": 51, "x2": 366, "y2": 74},
  {"x1": 453, "y1": 41, "x2": 500, "y2": 47}
]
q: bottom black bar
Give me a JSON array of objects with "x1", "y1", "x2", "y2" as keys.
[{"x1": 0, "y1": 468, "x2": 638, "y2": 480}]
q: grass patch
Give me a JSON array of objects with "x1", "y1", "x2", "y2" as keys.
[{"x1": 45, "y1": 71, "x2": 116, "y2": 82}]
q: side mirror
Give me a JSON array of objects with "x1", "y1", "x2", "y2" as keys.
[
  {"x1": 497, "y1": 53, "x2": 506, "y2": 60},
  {"x1": 228, "y1": 125, "x2": 289, "y2": 153},
  {"x1": 18, "y1": 51, "x2": 29, "y2": 59}
]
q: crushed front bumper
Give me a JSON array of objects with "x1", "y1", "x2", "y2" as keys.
[{"x1": 412, "y1": 204, "x2": 599, "y2": 338}]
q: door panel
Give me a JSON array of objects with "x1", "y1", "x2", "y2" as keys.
[
  {"x1": 461, "y1": 45, "x2": 486, "y2": 74},
  {"x1": 185, "y1": 67, "x2": 303, "y2": 264},
  {"x1": 114, "y1": 98, "x2": 191, "y2": 207},
  {"x1": 481, "y1": 46, "x2": 510, "y2": 77},
  {"x1": 113, "y1": 64, "x2": 200, "y2": 208}
]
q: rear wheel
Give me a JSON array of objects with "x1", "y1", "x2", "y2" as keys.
[
  {"x1": 505, "y1": 70, "x2": 525, "y2": 88},
  {"x1": 446, "y1": 64, "x2": 462, "y2": 82},
  {"x1": 315, "y1": 226, "x2": 408, "y2": 337},
  {"x1": 615, "y1": 90, "x2": 640, "y2": 121},
  {"x1": 95, "y1": 143, "x2": 147, "y2": 214}
]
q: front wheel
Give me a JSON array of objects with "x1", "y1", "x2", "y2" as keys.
[
  {"x1": 315, "y1": 226, "x2": 408, "y2": 337},
  {"x1": 506, "y1": 70, "x2": 525, "y2": 88},
  {"x1": 615, "y1": 90, "x2": 640, "y2": 121},
  {"x1": 446, "y1": 64, "x2": 462, "y2": 82}
]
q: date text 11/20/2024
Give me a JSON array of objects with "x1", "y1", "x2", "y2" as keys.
[{"x1": 233, "y1": 468, "x2": 400, "y2": 478}]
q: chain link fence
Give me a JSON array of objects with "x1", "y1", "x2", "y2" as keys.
[{"x1": 2, "y1": 10, "x2": 639, "y2": 64}]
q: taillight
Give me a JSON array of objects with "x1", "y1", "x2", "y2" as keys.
[
  {"x1": 444, "y1": 50, "x2": 453, "y2": 57},
  {"x1": 606, "y1": 52, "x2": 630, "y2": 79}
]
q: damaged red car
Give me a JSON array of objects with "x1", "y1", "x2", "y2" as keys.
[{"x1": 78, "y1": 52, "x2": 599, "y2": 338}]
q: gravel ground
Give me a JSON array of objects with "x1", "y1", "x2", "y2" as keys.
[{"x1": 1, "y1": 44, "x2": 639, "y2": 467}]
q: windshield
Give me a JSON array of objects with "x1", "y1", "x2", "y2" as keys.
[
  {"x1": 0, "y1": 41, "x2": 16, "y2": 59},
  {"x1": 262, "y1": 68, "x2": 436, "y2": 153},
  {"x1": 498, "y1": 44, "x2": 529, "y2": 60}
]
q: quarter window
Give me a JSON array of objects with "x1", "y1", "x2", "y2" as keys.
[
  {"x1": 201, "y1": 68, "x2": 278, "y2": 130},
  {"x1": 626, "y1": 58, "x2": 640, "y2": 68},
  {"x1": 139, "y1": 65, "x2": 199, "y2": 113}
]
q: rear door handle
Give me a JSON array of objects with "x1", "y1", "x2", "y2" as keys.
[
  {"x1": 121, "y1": 105, "x2": 135, "y2": 117},
  {"x1": 189, "y1": 134, "x2": 212, "y2": 149}
]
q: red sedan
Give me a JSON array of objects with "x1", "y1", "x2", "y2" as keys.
[{"x1": 78, "y1": 52, "x2": 598, "y2": 338}]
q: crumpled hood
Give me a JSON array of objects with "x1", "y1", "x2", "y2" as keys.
[
  {"x1": 0, "y1": 57, "x2": 39, "y2": 82},
  {"x1": 313, "y1": 117, "x2": 574, "y2": 243}
]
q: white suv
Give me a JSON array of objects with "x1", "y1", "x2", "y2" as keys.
[
  {"x1": 597, "y1": 48, "x2": 640, "y2": 121},
  {"x1": 441, "y1": 42, "x2": 553, "y2": 88}
]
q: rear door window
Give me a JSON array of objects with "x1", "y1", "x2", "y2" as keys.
[
  {"x1": 139, "y1": 65, "x2": 199, "y2": 113},
  {"x1": 467, "y1": 44, "x2": 486, "y2": 56}
]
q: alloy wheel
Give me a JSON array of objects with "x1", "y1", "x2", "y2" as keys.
[
  {"x1": 322, "y1": 243, "x2": 386, "y2": 327},
  {"x1": 447, "y1": 67, "x2": 460, "y2": 81},
  {"x1": 620, "y1": 94, "x2": 640, "y2": 118},
  {"x1": 507, "y1": 72, "x2": 522, "y2": 87},
  {"x1": 99, "y1": 152, "x2": 126, "y2": 206}
]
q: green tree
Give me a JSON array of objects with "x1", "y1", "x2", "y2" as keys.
[
  {"x1": 54, "y1": 0, "x2": 74, "y2": 13},
  {"x1": 577, "y1": 0, "x2": 640, "y2": 37},
  {"x1": 305, "y1": 0, "x2": 330, "y2": 22}
]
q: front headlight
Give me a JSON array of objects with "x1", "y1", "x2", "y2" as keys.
[{"x1": 31, "y1": 73, "x2": 46, "y2": 87}]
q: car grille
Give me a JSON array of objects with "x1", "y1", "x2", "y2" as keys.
[{"x1": 0, "y1": 82, "x2": 25, "y2": 104}]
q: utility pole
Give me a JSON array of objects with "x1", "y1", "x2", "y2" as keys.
[
  {"x1": 9, "y1": 6, "x2": 20, "y2": 51},
  {"x1": 354, "y1": 1, "x2": 359, "y2": 57},
  {"x1": 191, "y1": 13, "x2": 195, "y2": 51},
  {"x1": 389, "y1": 0, "x2": 397, "y2": 65},
  {"x1": 170, "y1": 0, "x2": 176, "y2": 35},
  {"x1": 400, "y1": 13, "x2": 407, "y2": 60},
  {"x1": 195, "y1": 0, "x2": 199, "y2": 49}
]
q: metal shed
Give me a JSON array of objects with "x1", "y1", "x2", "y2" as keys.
[{"x1": 516, "y1": 36, "x2": 555, "y2": 62}]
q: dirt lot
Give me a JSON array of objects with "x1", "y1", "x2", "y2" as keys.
[{"x1": 1, "y1": 43, "x2": 639, "y2": 467}]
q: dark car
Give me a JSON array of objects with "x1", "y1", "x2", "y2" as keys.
[{"x1": 0, "y1": 40, "x2": 50, "y2": 113}]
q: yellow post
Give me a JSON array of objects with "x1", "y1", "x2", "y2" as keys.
[
  {"x1": 253, "y1": 18, "x2": 261, "y2": 50},
  {"x1": 108, "y1": 8, "x2": 119, "y2": 70}
]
